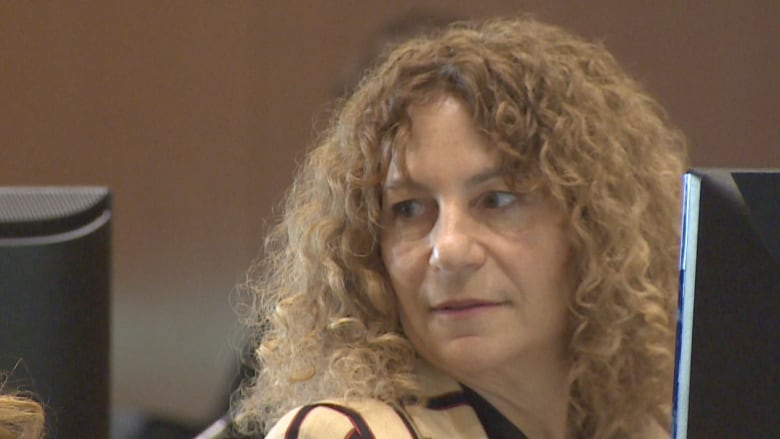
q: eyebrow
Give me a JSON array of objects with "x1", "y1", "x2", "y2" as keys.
[
  {"x1": 466, "y1": 167, "x2": 506, "y2": 187},
  {"x1": 382, "y1": 166, "x2": 506, "y2": 193}
]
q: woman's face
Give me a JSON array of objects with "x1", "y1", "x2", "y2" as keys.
[{"x1": 380, "y1": 96, "x2": 572, "y2": 378}]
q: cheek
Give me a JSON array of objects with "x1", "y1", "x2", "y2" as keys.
[
  {"x1": 381, "y1": 240, "x2": 426, "y2": 301},
  {"x1": 543, "y1": 237, "x2": 574, "y2": 322}
]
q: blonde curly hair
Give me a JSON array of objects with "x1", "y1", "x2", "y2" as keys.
[
  {"x1": 236, "y1": 15, "x2": 686, "y2": 438},
  {"x1": 0, "y1": 395, "x2": 44, "y2": 439}
]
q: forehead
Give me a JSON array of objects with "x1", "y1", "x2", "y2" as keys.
[
  {"x1": 407, "y1": 96, "x2": 485, "y2": 147},
  {"x1": 385, "y1": 96, "x2": 493, "y2": 168},
  {"x1": 382, "y1": 95, "x2": 530, "y2": 187}
]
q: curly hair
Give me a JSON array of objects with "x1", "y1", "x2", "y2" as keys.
[
  {"x1": 0, "y1": 395, "x2": 44, "y2": 439},
  {"x1": 235, "y1": 16, "x2": 686, "y2": 438}
]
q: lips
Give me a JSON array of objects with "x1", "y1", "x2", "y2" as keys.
[{"x1": 431, "y1": 299, "x2": 506, "y2": 314}]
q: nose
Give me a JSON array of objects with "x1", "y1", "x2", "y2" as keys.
[{"x1": 429, "y1": 204, "x2": 486, "y2": 273}]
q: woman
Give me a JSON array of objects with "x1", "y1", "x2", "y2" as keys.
[{"x1": 235, "y1": 16, "x2": 686, "y2": 438}]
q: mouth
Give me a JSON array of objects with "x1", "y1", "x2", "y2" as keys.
[{"x1": 431, "y1": 299, "x2": 507, "y2": 316}]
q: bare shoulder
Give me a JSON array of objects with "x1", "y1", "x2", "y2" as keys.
[
  {"x1": 264, "y1": 399, "x2": 415, "y2": 439},
  {"x1": 636, "y1": 419, "x2": 670, "y2": 439}
]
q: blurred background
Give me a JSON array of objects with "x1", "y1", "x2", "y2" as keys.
[{"x1": 1, "y1": 0, "x2": 778, "y2": 435}]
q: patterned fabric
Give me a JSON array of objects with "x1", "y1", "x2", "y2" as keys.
[
  {"x1": 262, "y1": 360, "x2": 670, "y2": 438},
  {"x1": 264, "y1": 362, "x2": 490, "y2": 439}
]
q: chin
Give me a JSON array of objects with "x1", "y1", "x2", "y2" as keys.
[{"x1": 427, "y1": 340, "x2": 512, "y2": 377}]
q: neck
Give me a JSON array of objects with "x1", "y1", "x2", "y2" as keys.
[{"x1": 455, "y1": 353, "x2": 571, "y2": 439}]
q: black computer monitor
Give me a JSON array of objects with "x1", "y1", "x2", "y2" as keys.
[
  {"x1": 673, "y1": 169, "x2": 780, "y2": 437},
  {"x1": 0, "y1": 187, "x2": 111, "y2": 438}
]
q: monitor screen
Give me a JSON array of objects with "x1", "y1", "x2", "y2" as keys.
[
  {"x1": 673, "y1": 169, "x2": 780, "y2": 437},
  {"x1": 0, "y1": 187, "x2": 111, "y2": 438}
]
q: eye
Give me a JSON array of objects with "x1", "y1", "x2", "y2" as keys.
[
  {"x1": 392, "y1": 199, "x2": 425, "y2": 219},
  {"x1": 480, "y1": 191, "x2": 518, "y2": 209}
]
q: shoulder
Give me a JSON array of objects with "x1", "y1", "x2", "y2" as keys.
[
  {"x1": 636, "y1": 419, "x2": 670, "y2": 439},
  {"x1": 264, "y1": 399, "x2": 417, "y2": 439},
  {"x1": 264, "y1": 360, "x2": 487, "y2": 439}
]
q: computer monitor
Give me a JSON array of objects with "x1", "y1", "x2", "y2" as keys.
[
  {"x1": 673, "y1": 169, "x2": 780, "y2": 437},
  {"x1": 0, "y1": 187, "x2": 111, "y2": 438}
]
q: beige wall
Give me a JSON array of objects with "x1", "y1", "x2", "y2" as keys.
[{"x1": 2, "y1": 1, "x2": 778, "y2": 425}]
